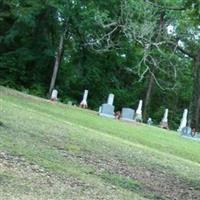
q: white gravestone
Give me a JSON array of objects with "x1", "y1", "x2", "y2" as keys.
[
  {"x1": 121, "y1": 108, "x2": 135, "y2": 121},
  {"x1": 160, "y1": 109, "x2": 169, "y2": 129},
  {"x1": 135, "y1": 100, "x2": 143, "y2": 122},
  {"x1": 98, "y1": 106, "x2": 102, "y2": 114},
  {"x1": 147, "y1": 118, "x2": 153, "y2": 125},
  {"x1": 51, "y1": 89, "x2": 58, "y2": 101},
  {"x1": 178, "y1": 109, "x2": 188, "y2": 132},
  {"x1": 107, "y1": 94, "x2": 114, "y2": 105},
  {"x1": 80, "y1": 90, "x2": 88, "y2": 108}
]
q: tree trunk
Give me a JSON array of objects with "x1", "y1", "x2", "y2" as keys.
[
  {"x1": 143, "y1": 12, "x2": 164, "y2": 121},
  {"x1": 143, "y1": 72, "x2": 154, "y2": 120},
  {"x1": 48, "y1": 31, "x2": 65, "y2": 96},
  {"x1": 190, "y1": 51, "x2": 200, "y2": 130}
]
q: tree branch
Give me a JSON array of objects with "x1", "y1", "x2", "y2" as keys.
[
  {"x1": 145, "y1": 0, "x2": 186, "y2": 11},
  {"x1": 176, "y1": 45, "x2": 194, "y2": 58}
]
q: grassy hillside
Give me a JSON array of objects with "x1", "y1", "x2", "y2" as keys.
[{"x1": 0, "y1": 86, "x2": 200, "y2": 200}]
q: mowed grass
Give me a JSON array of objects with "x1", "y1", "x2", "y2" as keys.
[{"x1": 0, "y1": 86, "x2": 200, "y2": 200}]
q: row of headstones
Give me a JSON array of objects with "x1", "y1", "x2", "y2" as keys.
[
  {"x1": 179, "y1": 109, "x2": 200, "y2": 138},
  {"x1": 98, "y1": 93, "x2": 170, "y2": 127},
  {"x1": 98, "y1": 94, "x2": 198, "y2": 137},
  {"x1": 51, "y1": 89, "x2": 196, "y2": 137},
  {"x1": 98, "y1": 93, "x2": 143, "y2": 121},
  {"x1": 51, "y1": 90, "x2": 144, "y2": 121},
  {"x1": 51, "y1": 89, "x2": 89, "y2": 108}
]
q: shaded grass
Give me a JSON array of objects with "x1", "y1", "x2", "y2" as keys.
[
  {"x1": 0, "y1": 86, "x2": 200, "y2": 199},
  {"x1": 1, "y1": 86, "x2": 200, "y2": 164},
  {"x1": 101, "y1": 172, "x2": 141, "y2": 192},
  {"x1": 101, "y1": 172, "x2": 167, "y2": 200}
]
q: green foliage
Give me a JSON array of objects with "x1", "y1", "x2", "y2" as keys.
[{"x1": 0, "y1": 0, "x2": 198, "y2": 129}]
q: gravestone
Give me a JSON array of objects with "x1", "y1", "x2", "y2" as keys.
[
  {"x1": 135, "y1": 100, "x2": 143, "y2": 122},
  {"x1": 178, "y1": 109, "x2": 188, "y2": 132},
  {"x1": 99, "y1": 93, "x2": 115, "y2": 118},
  {"x1": 181, "y1": 126, "x2": 192, "y2": 136},
  {"x1": 51, "y1": 89, "x2": 58, "y2": 101},
  {"x1": 160, "y1": 109, "x2": 169, "y2": 129},
  {"x1": 98, "y1": 106, "x2": 102, "y2": 113},
  {"x1": 147, "y1": 118, "x2": 153, "y2": 125},
  {"x1": 99, "y1": 104, "x2": 115, "y2": 118},
  {"x1": 182, "y1": 129, "x2": 200, "y2": 141},
  {"x1": 80, "y1": 90, "x2": 88, "y2": 108},
  {"x1": 121, "y1": 108, "x2": 135, "y2": 121},
  {"x1": 107, "y1": 93, "x2": 114, "y2": 105}
]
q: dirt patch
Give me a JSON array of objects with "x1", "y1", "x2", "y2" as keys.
[
  {"x1": 0, "y1": 151, "x2": 133, "y2": 200},
  {"x1": 111, "y1": 163, "x2": 200, "y2": 200},
  {"x1": 0, "y1": 151, "x2": 88, "y2": 190},
  {"x1": 60, "y1": 150, "x2": 200, "y2": 200},
  {"x1": 1, "y1": 150, "x2": 199, "y2": 199}
]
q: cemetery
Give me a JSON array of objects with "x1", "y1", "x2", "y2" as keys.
[
  {"x1": 1, "y1": 86, "x2": 200, "y2": 200},
  {"x1": 51, "y1": 88, "x2": 200, "y2": 142},
  {"x1": 1, "y1": 0, "x2": 200, "y2": 199}
]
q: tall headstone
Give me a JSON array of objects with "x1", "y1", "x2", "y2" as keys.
[
  {"x1": 135, "y1": 100, "x2": 143, "y2": 122},
  {"x1": 98, "y1": 106, "x2": 102, "y2": 113},
  {"x1": 121, "y1": 108, "x2": 135, "y2": 121},
  {"x1": 51, "y1": 89, "x2": 58, "y2": 101},
  {"x1": 107, "y1": 93, "x2": 114, "y2": 105},
  {"x1": 80, "y1": 90, "x2": 88, "y2": 108},
  {"x1": 160, "y1": 109, "x2": 169, "y2": 129},
  {"x1": 178, "y1": 109, "x2": 188, "y2": 132}
]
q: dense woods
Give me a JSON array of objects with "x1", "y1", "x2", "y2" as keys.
[{"x1": 0, "y1": 0, "x2": 200, "y2": 130}]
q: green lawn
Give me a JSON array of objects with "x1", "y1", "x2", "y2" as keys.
[{"x1": 0, "y1": 86, "x2": 200, "y2": 200}]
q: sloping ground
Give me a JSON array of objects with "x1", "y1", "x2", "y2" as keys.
[{"x1": 0, "y1": 86, "x2": 200, "y2": 200}]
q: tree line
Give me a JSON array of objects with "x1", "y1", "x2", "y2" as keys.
[{"x1": 0, "y1": 0, "x2": 200, "y2": 130}]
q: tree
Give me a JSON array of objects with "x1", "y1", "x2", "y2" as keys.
[
  {"x1": 0, "y1": 0, "x2": 58, "y2": 95},
  {"x1": 168, "y1": 0, "x2": 200, "y2": 129},
  {"x1": 0, "y1": 0, "x2": 198, "y2": 130}
]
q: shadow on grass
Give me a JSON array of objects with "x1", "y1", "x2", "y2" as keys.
[{"x1": 100, "y1": 172, "x2": 167, "y2": 200}]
